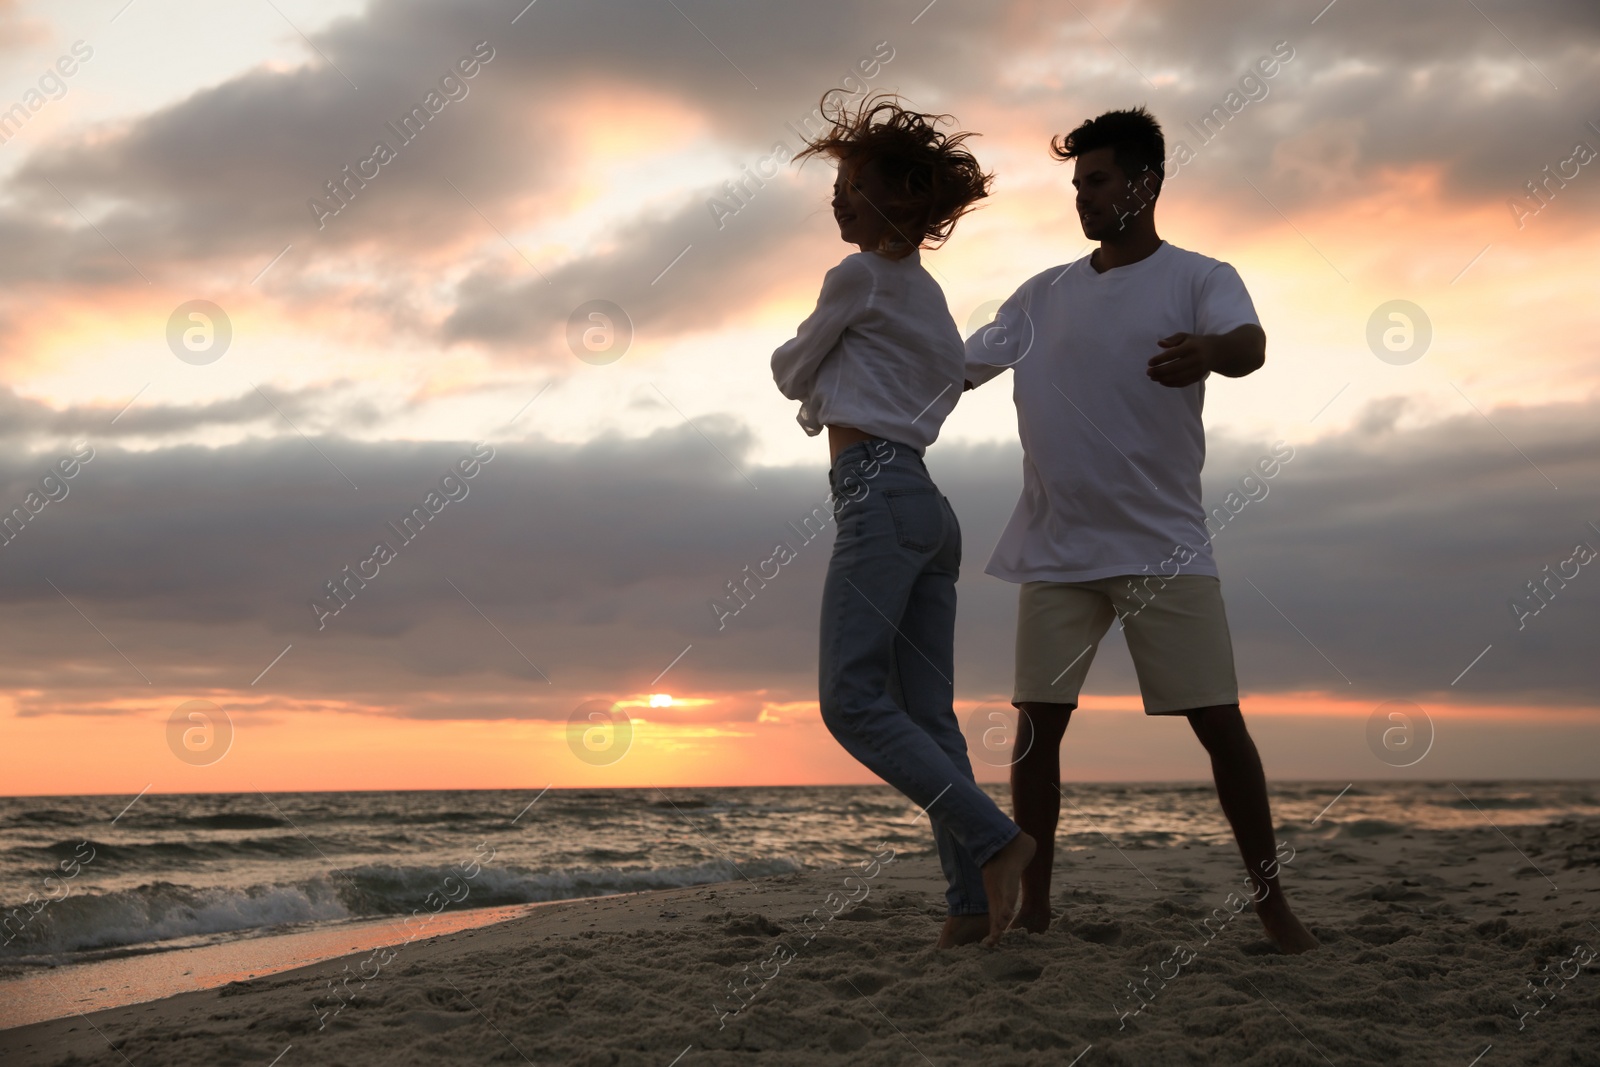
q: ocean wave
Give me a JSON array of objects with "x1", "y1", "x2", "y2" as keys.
[
  {"x1": 8, "y1": 836, "x2": 341, "y2": 869},
  {"x1": 368, "y1": 810, "x2": 501, "y2": 826},
  {"x1": 4, "y1": 811, "x2": 303, "y2": 833},
  {"x1": 0, "y1": 879, "x2": 352, "y2": 958},
  {"x1": 649, "y1": 797, "x2": 715, "y2": 809},
  {"x1": 1437, "y1": 794, "x2": 1549, "y2": 810},
  {"x1": 330, "y1": 857, "x2": 804, "y2": 913},
  {"x1": 10, "y1": 809, "x2": 86, "y2": 827},
  {"x1": 0, "y1": 857, "x2": 804, "y2": 960},
  {"x1": 181, "y1": 814, "x2": 290, "y2": 830}
]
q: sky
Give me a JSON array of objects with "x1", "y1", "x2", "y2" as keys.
[{"x1": 0, "y1": 0, "x2": 1596, "y2": 796}]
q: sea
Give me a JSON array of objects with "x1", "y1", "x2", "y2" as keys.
[{"x1": 5, "y1": 780, "x2": 1598, "y2": 988}]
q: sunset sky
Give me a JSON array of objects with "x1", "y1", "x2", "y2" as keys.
[{"x1": 0, "y1": 0, "x2": 1596, "y2": 795}]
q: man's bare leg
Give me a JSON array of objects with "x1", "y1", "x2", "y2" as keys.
[
  {"x1": 1186, "y1": 704, "x2": 1319, "y2": 954},
  {"x1": 1009, "y1": 702, "x2": 1074, "y2": 932}
]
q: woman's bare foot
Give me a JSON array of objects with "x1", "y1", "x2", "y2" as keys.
[
  {"x1": 1257, "y1": 898, "x2": 1319, "y2": 954},
  {"x1": 937, "y1": 915, "x2": 989, "y2": 948},
  {"x1": 980, "y1": 832, "x2": 1036, "y2": 945}
]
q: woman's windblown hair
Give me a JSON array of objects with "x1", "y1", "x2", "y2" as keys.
[{"x1": 796, "y1": 91, "x2": 992, "y2": 259}]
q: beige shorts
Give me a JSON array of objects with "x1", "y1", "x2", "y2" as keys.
[{"x1": 1013, "y1": 575, "x2": 1239, "y2": 714}]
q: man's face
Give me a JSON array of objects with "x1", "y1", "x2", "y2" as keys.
[{"x1": 1072, "y1": 146, "x2": 1157, "y2": 240}]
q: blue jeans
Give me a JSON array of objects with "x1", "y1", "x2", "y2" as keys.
[{"x1": 819, "y1": 438, "x2": 1020, "y2": 916}]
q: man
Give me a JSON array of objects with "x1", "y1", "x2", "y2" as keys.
[{"x1": 963, "y1": 107, "x2": 1317, "y2": 953}]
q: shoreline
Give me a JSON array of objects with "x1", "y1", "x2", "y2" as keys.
[
  {"x1": 3, "y1": 819, "x2": 1598, "y2": 1065},
  {"x1": 0, "y1": 900, "x2": 550, "y2": 1032}
]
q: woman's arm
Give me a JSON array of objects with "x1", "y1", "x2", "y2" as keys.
[{"x1": 772, "y1": 256, "x2": 874, "y2": 399}]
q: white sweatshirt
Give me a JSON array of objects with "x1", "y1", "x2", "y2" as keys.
[{"x1": 771, "y1": 249, "x2": 965, "y2": 455}]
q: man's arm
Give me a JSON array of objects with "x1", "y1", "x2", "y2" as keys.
[
  {"x1": 1146, "y1": 323, "x2": 1265, "y2": 388},
  {"x1": 962, "y1": 288, "x2": 1032, "y2": 392}
]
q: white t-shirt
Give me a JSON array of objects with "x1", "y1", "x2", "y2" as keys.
[
  {"x1": 965, "y1": 241, "x2": 1259, "y2": 583},
  {"x1": 771, "y1": 249, "x2": 965, "y2": 455}
]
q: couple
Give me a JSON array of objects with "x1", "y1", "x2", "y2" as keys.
[{"x1": 770, "y1": 97, "x2": 1318, "y2": 953}]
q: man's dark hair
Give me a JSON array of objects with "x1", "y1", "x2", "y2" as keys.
[{"x1": 1050, "y1": 106, "x2": 1165, "y2": 197}]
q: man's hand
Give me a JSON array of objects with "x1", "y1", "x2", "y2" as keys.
[
  {"x1": 1147, "y1": 324, "x2": 1266, "y2": 388},
  {"x1": 1147, "y1": 333, "x2": 1214, "y2": 387}
]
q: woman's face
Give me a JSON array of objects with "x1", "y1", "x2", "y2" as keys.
[{"x1": 831, "y1": 160, "x2": 902, "y2": 252}]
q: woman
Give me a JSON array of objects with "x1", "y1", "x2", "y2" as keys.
[{"x1": 771, "y1": 93, "x2": 1034, "y2": 947}]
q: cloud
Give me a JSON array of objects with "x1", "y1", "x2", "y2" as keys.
[
  {"x1": 1091, "y1": 0, "x2": 1600, "y2": 209},
  {"x1": 0, "y1": 0, "x2": 46, "y2": 52},
  {"x1": 439, "y1": 178, "x2": 824, "y2": 351},
  {"x1": 5, "y1": 0, "x2": 1591, "y2": 364},
  {"x1": 0, "y1": 0, "x2": 898, "y2": 272},
  {"x1": 1, "y1": 394, "x2": 1596, "y2": 724},
  {"x1": 0, "y1": 382, "x2": 376, "y2": 443}
]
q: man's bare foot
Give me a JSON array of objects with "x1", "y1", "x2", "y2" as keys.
[
  {"x1": 937, "y1": 915, "x2": 989, "y2": 948},
  {"x1": 1013, "y1": 893, "x2": 1052, "y2": 934},
  {"x1": 980, "y1": 832, "x2": 1036, "y2": 945},
  {"x1": 1257, "y1": 899, "x2": 1319, "y2": 954}
]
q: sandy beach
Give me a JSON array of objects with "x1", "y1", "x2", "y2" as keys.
[{"x1": 4, "y1": 814, "x2": 1599, "y2": 1066}]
